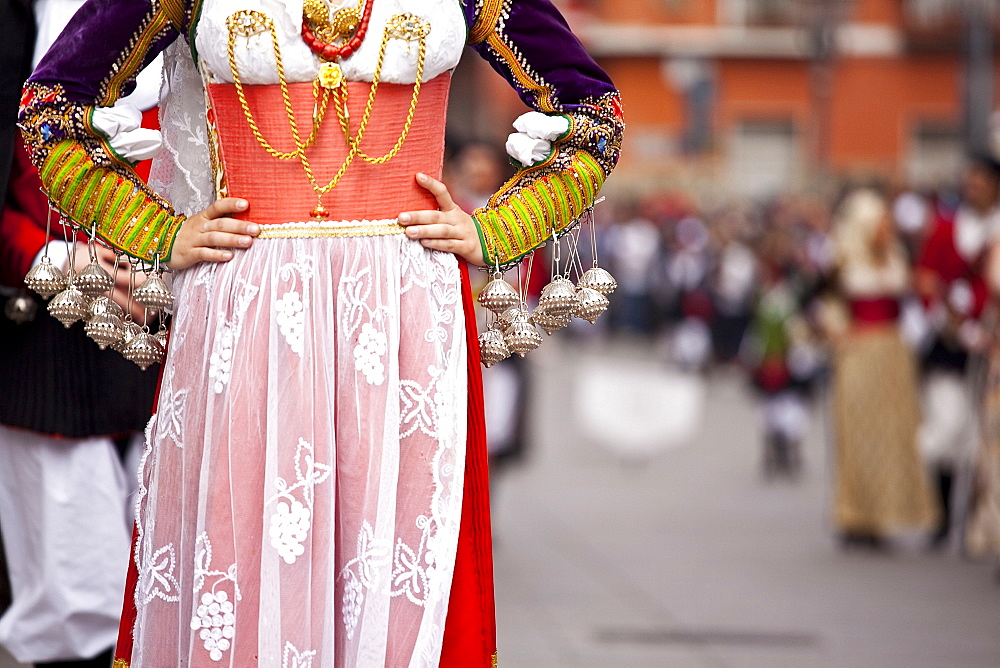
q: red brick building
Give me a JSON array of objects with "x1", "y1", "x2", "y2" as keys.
[{"x1": 448, "y1": 0, "x2": 1000, "y2": 200}]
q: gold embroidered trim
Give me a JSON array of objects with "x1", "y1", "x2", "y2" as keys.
[
  {"x1": 158, "y1": 0, "x2": 187, "y2": 31},
  {"x1": 112, "y1": 658, "x2": 130, "y2": 668},
  {"x1": 257, "y1": 222, "x2": 405, "y2": 239},
  {"x1": 469, "y1": 0, "x2": 504, "y2": 44},
  {"x1": 485, "y1": 31, "x2": 556, "y2": 112},
  {"x1": 97, "y1": 7, "x2": 173, "y2": 106}
]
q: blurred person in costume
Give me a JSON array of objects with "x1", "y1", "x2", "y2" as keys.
[
  {"x1": 966, "y1": 238, "x2": 1000, "y2": 578},
  {"x1": 709, "y1": 212, "x2": 757, "y2": 365},
  {"x1": 18, "y1": 0, "x2": 624, "y2": 664},
  {"x1": 829, "y1": 189, "x2": 939, "y2": 548},
  {"x1": 745, "y1": 229, "x2": 821, "y2": 479},
  {"x1": 0, "y1": 1, "x2": 161, "y2": 666},
  {"x1": 0, "y1": 0, "x2": 34, "y2": 635},
  {"x1": 915, "y1": 155, "x2": 1000, "y2": 548}
]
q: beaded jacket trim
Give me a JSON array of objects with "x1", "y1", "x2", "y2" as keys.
[{"x1": 19, "y1": 82, "x2": 185, "y2": 262}]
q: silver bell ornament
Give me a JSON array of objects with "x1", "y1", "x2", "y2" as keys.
[
  {"x1": 47, "y1": 285, "x2": 89, "y2": 328},
  {"x1": 85, "y1": 312, "x2": 125, "y2": 350},
  {"x1": 24, "y1": 258, "x2": 68, "y2": 298},
  {"x1": 496, "y1": 306, "x2": 525, "y2": 333},
  {"x1": 504, "y1": 320, "x2": 543, "y2": 357},
  {"x1": 88, "y1": 295, "x2": 124, "y2": 319},
  {"x1": 74, "y1": 260, "x2": 114, "y2": 297},
  {"x1": 578, "y1": 267, "x2": 617, "y2": 296},
  {"x1": 537, "y1": 276, "x2": 579, "y2": 316},
  {"x1": 502, "y1": 309, "x2": 543, "y2": 357},
  {"x1": 531, "y1": 305, "x2": 572, "y2": 335},
  {"x1": 575, "y1": 286, "x2": 610, "y2": 324},
  {"x1": 4, "y1": 292, "x2": 38, "y2": 324},
  {"x1": 114, "y1": 320, "x2": 143, "y2": 353},
  {"x1": 133, "y1": 273, "x2": 174, "y2": 312},
  {"x1": 499, "y1": 306, "x2": 530, "y2": 333},
  {"x1": 122, "y1": 331, "x2": 165, "y2": 370},
  {"x1": 154, "y1": 326, "x2": 169, "y2": 350},
  {"x1": 477, "y1": 276, "x2": 520, "y2": 314},
  {"x1": 478, "y1": 327, "x2": 511, "y2": 368}
]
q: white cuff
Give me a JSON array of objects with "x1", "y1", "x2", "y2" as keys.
[
  {"x1": 506, "y1": 133, "x2": 551, "y2": 167},
  {"x1": 512, "y1": 111, "x2": 570, "y2": 141},
  {"x1": 91, "y1": 101, "x2": 163, "y2": 162}
]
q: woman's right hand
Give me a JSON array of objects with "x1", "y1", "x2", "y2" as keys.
[{"x1": 165, "y1": 198, "x2": 260, "y2": 271}]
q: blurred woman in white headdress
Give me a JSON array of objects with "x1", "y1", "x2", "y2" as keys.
[{"x1": 829, "y1": 188, "x2": 939, "y2": 547}]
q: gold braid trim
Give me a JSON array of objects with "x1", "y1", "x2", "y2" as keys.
[
  {"x1": 469, "y1": 0, "x2": 504, "y2": 45},
  {"x1": 97, "y1": 5, "x2": 174, "y2": 106},
  {"x1": 113, "y1": 659, "x2": 130, "y2": 668},
  {"x1": 159, "y1": 0, "x2": 187, "y2": 31},
  {"x1": 256, "y1": 221, "x2": 405, "y2": 239}
]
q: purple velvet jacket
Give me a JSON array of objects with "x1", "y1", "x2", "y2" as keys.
[{"x1": 19, "y1": 0, "x2": 623, "y2": 268}]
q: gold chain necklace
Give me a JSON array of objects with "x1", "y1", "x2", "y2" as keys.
[{"x1": 226, "y1": 11, "x2": 430, "y2": 218}]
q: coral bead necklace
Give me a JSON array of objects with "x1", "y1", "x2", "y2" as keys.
[{"x1": 301, "y1": 0, "x2": 376, "y2": 61}]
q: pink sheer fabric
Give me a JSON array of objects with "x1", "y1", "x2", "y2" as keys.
[{"x1": 132, "y1": 235, "x2": 467, "y2": 666}]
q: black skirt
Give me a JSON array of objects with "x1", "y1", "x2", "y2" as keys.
[{"x1": 0, "y1": 293, "x2": 158, "y2": 438}]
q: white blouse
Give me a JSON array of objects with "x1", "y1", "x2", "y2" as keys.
[{"x1": 194, "y1": 0, "x2": 467, "y2": 85}]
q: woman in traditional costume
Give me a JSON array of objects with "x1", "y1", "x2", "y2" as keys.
[
  {"x1": 19, "y1": 0, "x2": 623, "y2": 664},
  {"x1": 829, "y1": 189, "x2": 939, "y2": 547}
]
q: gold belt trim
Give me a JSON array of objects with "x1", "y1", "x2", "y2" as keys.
[{"x1": 257, "y1": 220, "x2": 406, "y2": 239}]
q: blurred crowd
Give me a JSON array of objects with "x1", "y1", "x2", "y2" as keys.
[{"x1": 445, "y1": 140, "x2": 1000, "y2": 575}]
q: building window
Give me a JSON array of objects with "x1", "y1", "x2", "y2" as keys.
[
  {"x1": 719, "y1": 0, "x2": 801, "y2": 26},
  {"x1": 727, "y1": 119, "x2": 801, "y2": 198},
  {"x1": 907, "y1": 121, "x2": 962, "y2": 188}
]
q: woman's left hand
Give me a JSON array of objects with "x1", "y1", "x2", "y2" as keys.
[{"x1": 398, "y1": 173, "x2": 486, "y2": 267}]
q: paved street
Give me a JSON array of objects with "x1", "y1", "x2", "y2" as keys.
[
  {"x1": 491, "y1": 340, "x2": 1000, "y2": 667},
  {"x1": 3, "y1": 340, "x2": 998, "y2": 668}
]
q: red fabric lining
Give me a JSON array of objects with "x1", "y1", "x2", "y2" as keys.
[{"x1": 440, "y1": 263, "x2": 497, "y2": 666}]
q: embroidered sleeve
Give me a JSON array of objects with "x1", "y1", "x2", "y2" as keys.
[
  {"x1": 463, "y1": 0, "x2": 624, "y2": 269},
  {"x1": 18, "y1": 0, "x2": 192, "y2": 262}
]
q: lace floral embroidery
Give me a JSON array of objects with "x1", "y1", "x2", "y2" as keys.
[
  {"x1": 157, "y1": 387, "x2": 188, "y2": 448},
  {"x1": 266, "y1": 438, "x2": 332, "y2": 564},
  {"x1": 338, "y1": 521, "x2": 392, "y2": 639},
  {"x1": 190, "y1": 590, "x2": 236, "y2": 661},
  {"x1": 391, "y1": 515, "x2": 438, "y2": 606},
  {"x1": 274, "y1": 254, "x2": 314, "y2": 358},
  {"x1": 191, "y1": 532, "x2": 241, "y2": 662},
  {"x1": 149, "y1": 41, "x2": 214, "y2": 217},
  {"x1": 354, "y1": 322, "x2": 388, "y2": 385},
  {"x1": 275, "y1": 291, "x2": 305, "y2": 356},
  {"x1": 139, "y1": 542, "x2": 181, "y2": 605},
  {"x1": 283, "y1": 642, "x2": 317, "y2": 668},
  {"x1": 208, "y1": 278, "x2": 259, "y2": 394}
]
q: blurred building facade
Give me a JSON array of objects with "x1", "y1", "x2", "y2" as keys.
[{"x1": 447, "y1": 0, "x2": 1000, "y2": 201}]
